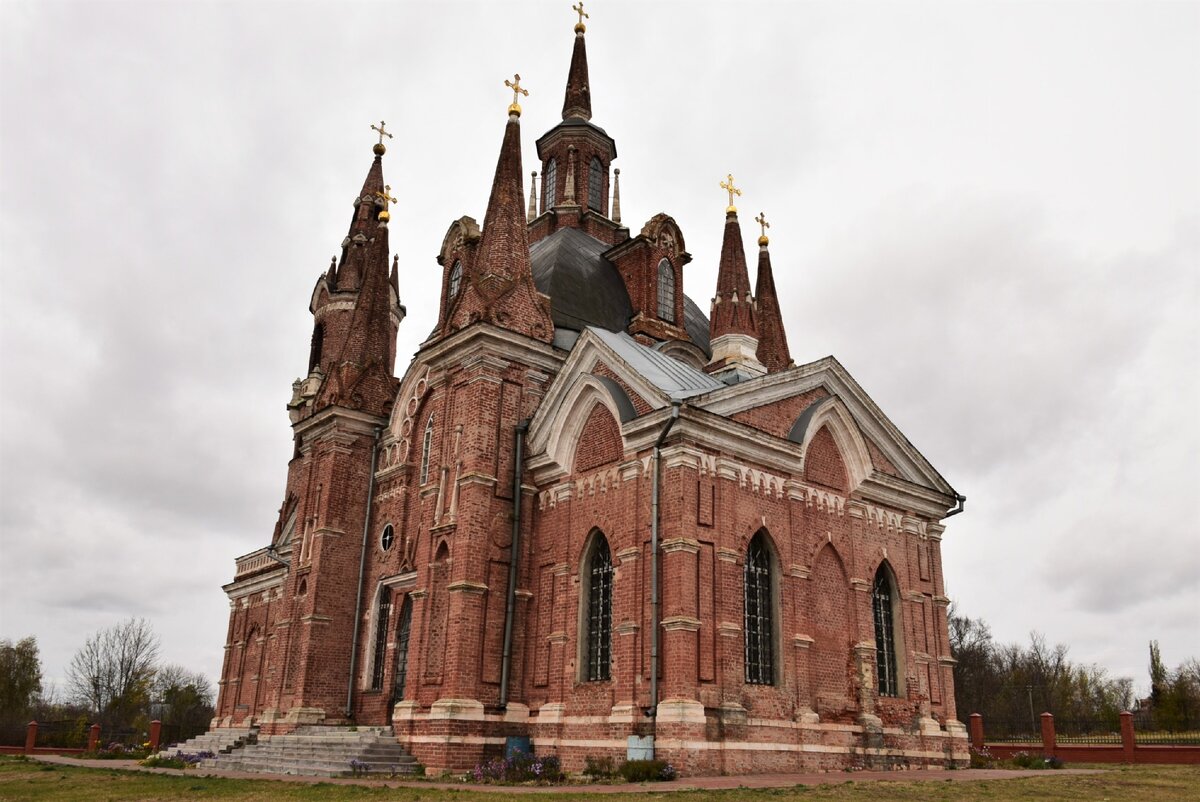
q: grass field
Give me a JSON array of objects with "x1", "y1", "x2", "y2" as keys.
[{"x1": 1, "y1": 758, "x2": 1198, "y2": 801}]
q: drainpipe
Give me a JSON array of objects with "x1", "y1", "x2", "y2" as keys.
[
  {"x1": 499, "y1": 419, "x2": 530, "y2": 709},
  {"x1": 944, "y1": 493, "x2": 967, "y2": 518},
  {"x1": 649, "y1": 401, "x2": 681, "y2": 723},
  {"x1": 346, "y1": 426, "x2": 383, "y2": 719}
]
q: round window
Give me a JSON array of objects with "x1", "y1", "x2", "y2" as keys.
[{"x1": 380, "y1": 524, "x2": 395, "y2": 552}]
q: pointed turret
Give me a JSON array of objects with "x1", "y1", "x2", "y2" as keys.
[
  {"x1": 291, "y1": 133, "x2": 403, "y2": 422},
  {"x1": 449, "y1": 79, "x2": 554, "y2": 343},
  {"x1": 752, "y1": 213, "x2": 792, "y2": 372},
  {"x1": 706, "y1": 174, "x2": 765, "y2": 382},
  {"x1": 562, "y1": 12, "x2": 592, "y2": 120}
]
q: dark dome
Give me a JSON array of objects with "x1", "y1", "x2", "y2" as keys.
[{"x1": 529, "y1": 227, "x2": 710, "y2": 356}]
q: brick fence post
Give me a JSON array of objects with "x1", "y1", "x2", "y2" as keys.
[
  {"x1": 88, "y1": 724, "x2": 101, "y2": 753},
  {"x1": 1120, "y1": 711, "x2": 1135, "y2": 763},
  {"x1": 24, "y1": 721, "x2": 37, "y2": 755},
  {"x1": 1040, "y1": 712, "x2": 1056, "y2": 757},
  {"x1": 968, "y1": 713, "x2": 984, "y2": 751},
  {"x1": 149, "y1": 720, "x2": 162, "y2": 751}
]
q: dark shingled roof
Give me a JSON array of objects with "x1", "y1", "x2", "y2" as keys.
[{"x1": 529, "y1": 227, "x2": 711, "y2": 357}]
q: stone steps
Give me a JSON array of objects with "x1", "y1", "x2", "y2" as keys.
[
  {"x1": 158, "y1": 727, "x2": 256, "y2": 758},
  {"x1": 200, "y1": 726, "x2": 418, "y2": 777}
]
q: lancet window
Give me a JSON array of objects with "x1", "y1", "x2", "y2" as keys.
[
  {"x1": 588, "y1": 157, "x2": 603, "y2": 212},
  {"x1": 744, "y1": 532, "x2": 774, "y2": 684},
  {"x1": 873, "y1": 564, "x2": 899, "y2": 696},
  {"x1": 584, "y1": 533, "x2": 613, "y2": 681},
  {"x1": 657, "y1": 259, "x2": 676, "y2": 323}
]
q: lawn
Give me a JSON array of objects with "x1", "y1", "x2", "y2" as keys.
[{"x1": 1, "y1": 757, "x2": 1198, "y2": 801}]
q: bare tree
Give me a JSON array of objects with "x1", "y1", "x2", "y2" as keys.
[{"x1": 66, "y1": 618, "x2": 159, "y2": 730}]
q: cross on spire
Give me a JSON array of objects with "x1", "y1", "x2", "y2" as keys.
[
  {"x1": 505, "y1": 73, "x2": 529, "y2": 116},
  {"x1": 755, "y1": 212, "x2": 770, "y2": 245},
  {"x1": 720, "y1": 173, "x2": 742, "y2": 213},
  {"x1": 573, "y1": 1, "x2": 589, "y2": 32},
  {"x1": 376, "y1": 184, "x2": 397, "y2": 206},
  {"x1": 371, "y1": 120, "x2": 393, "y2": 155}
]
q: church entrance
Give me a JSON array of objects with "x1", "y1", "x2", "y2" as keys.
[{"x1": 389, "y1": 595, "x2": 413, "y2": 720}]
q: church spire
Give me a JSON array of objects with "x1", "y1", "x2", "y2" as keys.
[
  {"x1": 450, "y1": 76, "x2": 554, "y2": 342},
  {"x1": 753, "y1": 213, "x2": 792, "y2": 373},
  {"x1": 706, "y1": 174, "x2": 765, "y2": 382},
  {"x1": 562, "y1": 2, "x2": 592, "y2": 120}
]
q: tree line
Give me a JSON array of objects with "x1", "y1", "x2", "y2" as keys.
[
  {"x1": 950, "y1": 606, "x2": 1199, "y2": 735},
  {"x1": 0, "y1": 618, "x2": 214, "y2": 747}
]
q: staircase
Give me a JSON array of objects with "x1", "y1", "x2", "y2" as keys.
[
  {"x1": 199, "y1": 726, "x2": 420, "y2": 778},
  {"x1": 158, "y1": 726, "x2": 257, "y2": 759}
]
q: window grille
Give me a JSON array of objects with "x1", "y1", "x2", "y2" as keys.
[
  {"x1": 448, "y1": 261, "x2": 462, "y2": 298},
  {"x1": 420, "y1": 415, "x2": 434, "y2": 485},
  {"x1": 586, "y1": 536, "x2": 613, "y2": 681},
  {"x1": 544, "y1": 159, "x2": 557, "y2": 209},
  {"x1": 393, "y1": 595, "x2": 413, "y2": 700},
  {"x1": 657, "y1": 259, "x2": 675, "y2": 322},
  {"x1": 744, "y1": 534, "x2": 774, "y2": 684},
  {"x1": 370, "y1": 587, "x2": 392, "y2": 690},
  {"x1": 588, "y1": 157, "x2": 603, "y2": 212},
  {"x1": 873, "y1": 567, "x2": 899, "y2": 696}
]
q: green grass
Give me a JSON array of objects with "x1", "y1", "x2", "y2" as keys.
[{"x1": 1, "y1": 757, "x2": 1198, "y2": 801}]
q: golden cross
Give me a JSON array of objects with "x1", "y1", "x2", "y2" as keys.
[
  {"x1": 505, "y1": 74, "x2": 529, "y2": 105},
  {"x1": 720, "y1": 174, "x2": 742, "y2": 212},
  {"x1": 573, "y1": 1, "x2": 589, "y2": 27},
  {"x1": 371, "y1": 121, "x2": 393, "y2": 146},
  {"x1": 376, "y1": 184, "x2": 397, "y2": 206},
  {"x1": 755, "y1": 212, "x2": 770, "y2": 237}
]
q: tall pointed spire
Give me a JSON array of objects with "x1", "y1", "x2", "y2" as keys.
[
  {"x1": 706, "y1": 174, "x2": 765, "y2": 382},
  {"x1": 753, "y1": 213, "x2": 792, "y2": 373},
  {"x1": 450, "y1": 78, "x2": 554, "y2": 342},
  {"x1": 563, "y1": 2, "x2": 592, "y2": 120}
]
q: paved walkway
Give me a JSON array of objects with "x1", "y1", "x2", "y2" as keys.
[{"x1": 30, "y1": 754, "x2": 1104, "y2": 793}]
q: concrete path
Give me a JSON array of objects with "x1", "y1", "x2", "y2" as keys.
[{"x1": 30, "y1": 754, "x2": 1104, "y2": 793}]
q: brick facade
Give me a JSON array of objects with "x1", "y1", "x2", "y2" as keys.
[{"x1": 213, "y1": 14, "x2": 967, "y2": 776}]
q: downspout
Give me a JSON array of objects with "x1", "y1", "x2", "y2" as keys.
[
  {"x1": 944, "y1": 492, "x2": 967, "y2": 518},
  {"x1": 649, "y1": 401, "x2": 681, "y2": 723},
  {"x1": 499, "y1": 419, "x2": 531, "y2": 708},
  {"x1": 346, "y1": 426, "x2": 383, "y2": 718}
]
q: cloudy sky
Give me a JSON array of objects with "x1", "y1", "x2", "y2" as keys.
[{"x1": 2, "y1": 0, "x2": 1196, "y2": 701}]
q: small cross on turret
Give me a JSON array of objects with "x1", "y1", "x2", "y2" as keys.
[
  {"x1": 720, "y1": 174, "x2": 742, "y2": 214},
  {"x1": 505, "y1": 73, "x2": 529, "y2": 117},
  {"x1": 755, "y1": 211, "x2": 770, "y2": 246},
  {"x1": 573, "y1": 1, "x2": 589, "y2": 33},
  {"x1": 371, "y1": 120, "x2": 393, "y2": 155}
]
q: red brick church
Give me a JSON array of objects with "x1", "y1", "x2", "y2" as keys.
[{"x1": 213, "y1": 9, "x2": 969, "y2": 775}]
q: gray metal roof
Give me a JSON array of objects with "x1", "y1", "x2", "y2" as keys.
[
  {"x1": 531, "y1": 228, "x2": 633, "y2": 332},
  {"x1": 530, "y1": 227, "x2": 712, "y2": 358},
  {"x1": 587, "y1": 326, "x2": 724, "y2": 400}
]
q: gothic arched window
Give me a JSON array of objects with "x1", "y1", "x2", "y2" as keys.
[
  {"x1": 588, "y1": 157, "x2": 603, "y2": 212},
  {"x1": 420, "y1": 415, "x2": 434, "y2": 485},
  {"x1": 370, "y1": 586, "x2": 392, "y2": 690},
  {"x1": 744, "y1": 532, "x2": 774, "y2": 685},
  {"x1": 544, "y1": 158, "x2": 558, "y2": 209},
  {"x1": 448, "y1": 260, "x2": 462, "y2": 299},
  {"x1": 308, "y1": 323, "x2": 324, "y2": 373},
  {"x1": 873, "y1": 564, "x2": 900, "y2": 696},
  {"x1": 583, "y1": 533, "x2": 613, "y2": 681},
  {"x1": 393, "y1": 594, "x2": 413, "y2": 700},
  {"x1": 657, "y1": 259, "x2": 676, "y2": 323}
]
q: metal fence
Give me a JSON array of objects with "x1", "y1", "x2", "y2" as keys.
[{"x1": 976, "y1": 719, "x2": 1041, "y2": 744}]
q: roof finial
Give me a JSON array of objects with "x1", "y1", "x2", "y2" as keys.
[
  {"x1": 528, "y1": 171, "x2": 539, "y2": 221},
  {"x1": 375, "y1": 184, "x2": 396, "y2": 223},
  {"x1": 371, "y1": 120, "x2": 393, "y2": 156},
  {"x1": 505, "y1": 73, "x2": 529, "y2": 117},
  {"x1": 611, "y1": 167, "x2": 622, "y2": 223},
  {"x1": 573, "y1": 1, "x2": 589, "y2": 34},
  {"x1": 720, "y1": 173, "x2": 742, "y2": 215},
  {"x1": 755, "y1": 211, "x2": 770, "y2": 246}
]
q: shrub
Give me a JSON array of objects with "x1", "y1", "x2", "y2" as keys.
[
  {"x1": 468, "y1": 752, "x2": 563, "y2": 783},
  {"x1": 583, "y1": 754, "x2": 616, "y2": 779},
  {"x1": 1009, "y1": 751, "x2": 1063, "y2": 770},
  {"x1": 969, "y1": 745, "x2": 996, "y2": 769},
  {"x1": 618, "y1": 758, "x2": 677, "y2": 782},
  {"x1": 141, "y1": 750, "x2": 213, "y2": 769}
]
